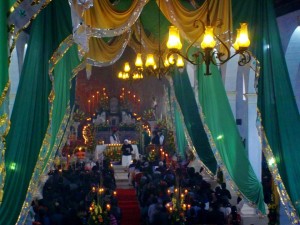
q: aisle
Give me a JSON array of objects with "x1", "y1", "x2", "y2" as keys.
[{"x1": 117, "y1": 188, "x2": 141, "y2": 225}]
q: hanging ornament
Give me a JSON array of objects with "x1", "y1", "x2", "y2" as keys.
[{"x1": 77, "y1": 0, "x2": 93, "y2": 9}]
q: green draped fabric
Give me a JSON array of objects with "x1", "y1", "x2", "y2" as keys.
[
  {"x1": 233, "y1": 0, "x2": 300, "y2": 218},
  {"x1": 9, "y1": 0, "x2": 16, "y2": 8},
  {"x1": 0, "y1": 0, "x2": 9, "y2": 204},
  {"x1": 197, "y1": 64, "x2": 266, "y2": 214},
  {"x1": 172, "y1": 69, "x2": 217, "y2": 173},
  {"x1": 0, "y1": 0, "x2": 9, "y2": 96},
  {"x1": 46, "y1": 44, "x2": 80, "y2": 169},
  {"x1": 140, "y1": 0, "x2": 170, "y2": 42},
  {"x1": 173, "y1": 100, "x2": 187, "y2": 158},
  {"x1": 0, "y1": 0, "x2": 76, "y2": 223}
]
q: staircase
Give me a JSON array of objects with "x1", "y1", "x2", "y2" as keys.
[{"x1": 113, "y1": 165, "x2": 131, "y2": 189}]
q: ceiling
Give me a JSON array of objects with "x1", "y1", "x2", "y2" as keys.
[{"x1": 273, "y1": 0, "x2": 300, "y2": 16}]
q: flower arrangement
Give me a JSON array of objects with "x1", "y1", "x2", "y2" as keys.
[
  {"x1": 166, "y1": 188, "x2": 189, "y2": 225},
  {"x1": 118, "y1": 122, "x2": 137, "y2": 131},
  {"x1": 96, "y1": 122, "x2": 110, "y2": 131},
  {"x1": 147, "y1": 148, "x2": 159, "y2": 162},
  {"x1": 88, "y1": 187, "x2": 112, "y2": 225},
  {"x1": 88, "y1": 201, "x2": 110, "y2": 225},
  {"x1": 103, "y1": 144, "x2": 122, "y2": 162},
  {"x1": 142, "y1": 109, "x2": 155, "y2": 121},
  {"x1": 73, "y1": 109, "x2": 86, "y2": 122}
]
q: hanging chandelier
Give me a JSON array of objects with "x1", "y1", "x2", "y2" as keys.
[
  {"x1": 117, "y1": 62, "x2": 144, "y2": 80},
  {"x1": 166, "y1": 0, "x2": 251, "y2": 75},
  {"x1": 118, "y1": 0, "x2": 184, "y2": 80}
]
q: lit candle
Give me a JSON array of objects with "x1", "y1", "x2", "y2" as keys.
[
  {"x1": 106, "y1": 204, "x2": 111, "y2": 211},
  {"x1": 88, "y1": 99, "x2": 91, "y2": 113}
]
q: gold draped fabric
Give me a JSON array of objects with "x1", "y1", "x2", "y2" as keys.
[
  {"x1": 84, "y1": 0, "x2": 147, "y2": 29},
  {"x1": 82, "y1": 0, "x2": 233, "y2": 66},
  {"x1": 87, "y1": 31, "x2": 131, "y2": 64},
  {"x1": 158, "y1": 0, "x2": 232, "y2": 44}
]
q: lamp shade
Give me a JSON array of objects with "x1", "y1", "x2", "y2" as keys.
[
  {"x1": 118, "y1": 71, "x2": 123, "y2": 79},
  {"x1": 145, "y1": 54, "x2": 155, "y2": 67},
  {"x1": 233, "y1": 29, "x2": 241, "y2": 50},
  {"x1": 164, "y1": 56, "x2": 170, "y2": 67},
  {"x1": 238, "y1": 23, "x2": 250, "y2": 48},
  {"x1": 124, "y1": 62, "x2": 130, "y2": 72},
  {"x1": 200, "y1": 26, "x2": 216, "y2": 49},
  {"x1": 176, "y1": 55, "x2": 184, "y2": 68},
  {"x1": 135, "y1": 53, "x2": 143, "y2": 67},
  {"x1": 167, "y1": 26, "x2": 182, "y2": 50}
]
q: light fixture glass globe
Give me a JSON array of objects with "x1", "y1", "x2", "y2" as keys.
[{"x1": 200, "y1": 26, "x2": 216, "y2": 49}]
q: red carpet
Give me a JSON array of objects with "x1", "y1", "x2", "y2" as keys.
[{"x1": 117, "y1": 189, "x2": 141, "y2": 225}]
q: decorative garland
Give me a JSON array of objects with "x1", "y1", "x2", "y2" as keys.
[{"x1": 256, "y1": 111, "x2": 299, "y2": 224}]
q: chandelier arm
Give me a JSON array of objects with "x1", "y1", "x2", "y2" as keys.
[
  {"x1": 238, "y1": 50, "x2": 251, "y2": 66},
  {"x1": 214, "y1": 34, "x2": 231, "y2": 64},
  {"x1": 184, "y1": 19, "x2": 206, "y2": 62}
]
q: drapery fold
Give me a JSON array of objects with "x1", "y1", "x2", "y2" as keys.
[
  {"x1": 158, "y1": 0, "x2": 232, "y2": 45},
  {"x1": 172, "y1": 69, "x2": 217, "y2": 174},
  {"x1": 196, "y1": 64, "x2": 266, "y2": 214},
  {"x1": 233, "y1": 0, "x2": 300, "y2": 222},
  {"x1": 0, "y1": 0, "x2": 78, "y2": 224},
  {"x1": 87, "y1": 31, "x2": 131, "y2": 66},
  {"x1": 173, "y1": 100, "x2": 188, "y2": 158},
  {"x1": 0, "y1": 0, "x2": 10, "y2": 204},
  {"x1": 84, "y1": 0, "x2": 145, "y2": 29}
]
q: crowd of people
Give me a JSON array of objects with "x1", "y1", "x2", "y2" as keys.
[
  {"x1": 28, "y1": 140, "x2": 242, "y2": 225},
  {"x1": 126, "y1": 156, "x2": 242, "y2": 225},
  {"x1": 29, "y1": 160, "x2": 121, "y2": 225}
]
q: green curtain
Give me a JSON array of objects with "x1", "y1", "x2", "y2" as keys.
[
  {"x1": 173, "y1": 100, "x2": 187, "y2": 158},
  {"x1": 47, "y1": 44, "x2": 79, "y2": 168},
  {"x1": 0, "y1": 0, "x2": 9, "y2": 204},
  {"x1": 197, "y1": 63, "x2": 266, "y2": 214},
  {"x1": 172, "y1": 69, "x2": 217, "y2": 173},
  {"x1": 0, "y1": 1, "x2": 9, "y2": 98},
  {"x1": 0, "y1": 0, "x2": 76, "y2": 224},
  {"x1": 233, "y1": 0, "x2": 300, "y2": 219}
]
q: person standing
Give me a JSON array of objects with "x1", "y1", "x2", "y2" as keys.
[
  {"x1": 158, "y1": 130, "x2": 164, "y2": 146},
  {"x1": 110, "y1": 129, "x2": 120, "y2": 144},
  {"x1": 151, "y1": 131, "x2": 160, "y2": 146},
  {"x1": 121, "y1": 139, "x2": 133, "y2": 167}
]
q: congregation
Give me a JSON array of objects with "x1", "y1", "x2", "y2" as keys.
[{"x1": 29, "y1": 151, "x2": 242, "y2": 225}]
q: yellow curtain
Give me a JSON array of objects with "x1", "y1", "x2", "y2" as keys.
[
  {"x1": 84, "y1": 0, "x2": 146, "y2": 29},
  {"x1": 158, "y1": 0, "x2": 232, "y2": 43},
  {"x1": 87, "y1": 31, "x2": 131, "y2": 63}
]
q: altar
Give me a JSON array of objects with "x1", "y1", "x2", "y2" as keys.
[{"x1": 94, "y1": 144, "x2": 140, "y2": 162}]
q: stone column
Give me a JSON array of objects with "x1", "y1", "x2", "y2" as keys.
[{"x1": 245, "y1": 93, "x2": 261, "y2": 180}]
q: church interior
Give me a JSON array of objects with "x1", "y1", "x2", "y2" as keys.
[{"x1": 1, "y1": 0, "x2": 300, "y2": 224}]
